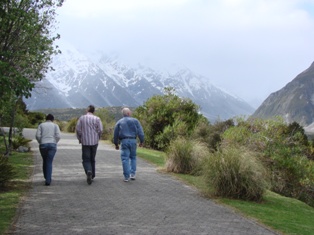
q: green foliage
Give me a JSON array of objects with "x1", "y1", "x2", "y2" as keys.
[
  {"x1": 54, "y1": 120, "x2": 66, "y2": 132},
  {"x1": 0, "y1": 151, "x2": 33, "y2": 234},
  {"x1": 65, "y1": 118, "x2": 78, "y2": 133},
  {"x1": 202, "y1": 146, "x2": 270, "y2": 201},
  {"x1": 96, "y1": 108, "x2": 116, "y2": 140},
  {"x1": 0, "y1": 156, "x2": 16, "y2": 188},
  {"x1": 134, "y1": 88, "x2": 202, "y2": 150},
  {"x1": 192, "y1": 118, "x2": 234, "y2": 151},
  {"x1": 0, "y1": 0, "x2": 64, "y2": 101},
  {"x1": 222, "y1": 117, "x2": 314, "y2": 206},
  {"x1": 26, "y1": 112, "x2": 45, "y2": 127},
  {"x1": 34, "y1": 107, "x2": 128, "y2": 122},
  {"x1": 11, "y1": 135, "x2": 31, "y2": 150},
  {"x1": 96, "y1": 108, "x2": 116, "y2": 124},
  {"x1": 165, "y1": 137, "x2": 208, "y2": 175}
]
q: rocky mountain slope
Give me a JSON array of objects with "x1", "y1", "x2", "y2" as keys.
[
  {"x1": 24, "y1": 43, "x2": 254, "y2": 122},
  {"x1": 251, "y1": 62, "x2": 314, "y2": 128}
]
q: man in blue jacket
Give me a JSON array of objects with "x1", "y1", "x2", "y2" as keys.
[{"x1": 113, "y1": 107, "x2": 144, "y2": 182}]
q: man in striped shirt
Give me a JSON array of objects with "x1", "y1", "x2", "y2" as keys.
[{"x1": 76, "y1": 105, "x2": 103, "y2": 185}]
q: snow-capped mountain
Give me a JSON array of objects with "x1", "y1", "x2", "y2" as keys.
[{"x1": 24, "y1": 43, "x2": 254, "y2": 122}]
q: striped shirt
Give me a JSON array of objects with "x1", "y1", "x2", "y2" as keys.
[{"x1": 76, "y1": 112, "x2": 103, "y2": 146}]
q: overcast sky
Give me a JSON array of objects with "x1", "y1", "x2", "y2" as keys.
[{"x1": 56, "y1": 0, "x2": 314, "y2": 108}]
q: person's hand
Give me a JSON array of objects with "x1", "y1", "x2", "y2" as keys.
[
  {"x1": 139, "y1": 143, "x2": 143, "y2": 147},
  {"x1": 115, "y1": 145, "x2": 119, "y2": 150}
]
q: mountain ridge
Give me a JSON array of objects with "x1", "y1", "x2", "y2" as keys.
[
  {"x1": 24, "y1": 43, "x2": 255, "y2": 122},
  {"x1": 251, "y1": 61, "x2": 314, "y2": 129}
]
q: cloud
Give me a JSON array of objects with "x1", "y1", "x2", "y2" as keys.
[{"x1": 56, "y1": 0, "x2": 314, "y2": 107}]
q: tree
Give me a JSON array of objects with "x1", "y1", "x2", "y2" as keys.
[
  {"x1": 0, "y1": 0, "x2": 64, "y2": 154},
  {"x1": 134, "y1": 87, "x2": 203, "y2": 150}
]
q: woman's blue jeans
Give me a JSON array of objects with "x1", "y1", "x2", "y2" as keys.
[
  {"x1": 120, "y1": 139, "x2": 137, "y2": 179},
  {"x1": 39, "y1": 143, "x2": 57, "y2": 184}
]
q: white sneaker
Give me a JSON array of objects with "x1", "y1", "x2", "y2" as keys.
[
  {"x1": 130, "y1": 174, "x2": 136, "y2": 180},
  {"x1": 123, "y1": 178, "x2": 129, "y2": 182}
]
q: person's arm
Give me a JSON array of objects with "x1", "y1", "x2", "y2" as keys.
[
  {"x1": 113, "y1": 123, "x2": 120, "y2": 150},
  {"x1": 35, "y1": 125, "x2": 42, "y2": 144},
  {"x1": 136, "y1": 120, "x2": 144, "y2": 147},
  {"x1": 76, "y1": 118, "x2": 82, "y2": 143},
  {"x1": 97, "y1": 117, "x2": 103, "y2": 139},
  {"x1": 55, "y1": 124, "x2": 61, "y2": 143}
]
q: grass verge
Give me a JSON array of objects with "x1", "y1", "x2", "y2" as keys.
[
  {"x1": 137, "y1": 147, "x2": 314, "y2": 235},
  {"x1": 0, "y1": 152, "x2": 34, "y2": 235}
]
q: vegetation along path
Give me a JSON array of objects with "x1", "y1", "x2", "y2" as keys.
[{"x1": 9, "y1": 128, "x2": 279, "y2": 235}]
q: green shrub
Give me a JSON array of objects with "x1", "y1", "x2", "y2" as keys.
[
  {"x1": 0, "y1": 156, "x2": 16, "y2": 187},
  {"x1": 26, "y1": 112, "x2": 45, "y2": 127},
  {"x1": 155, "y1": 120, "x2": 188, "y2": 150},
  {"x1": 165, "y1": 137, "x2": 208, "y2": 175},
  {"x1": 65, "y1": 118, "x2": 78, "y2": 133},
  {"x1": 134, "y1": 88, "x2": 202, "y2": 150},
  {"x1": 221, "y1": 117, "x2": 314, "y2": 206},
  {"x1": 192, "y1": 119, "x2": 234, "y2": 151},
  {"x1": 11, "y1": 135, "x2": 31, "y2": 150},
  {"x1": 202, "y1": 146, "x2": 270, "y2": 202},
  {"x1": 269, "y1": 150, "x2": 314, "y2": 206},
  {"x1": 54, "y1": 120, "x2": 66, "y2": 132}
]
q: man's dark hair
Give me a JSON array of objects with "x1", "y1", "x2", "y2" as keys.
[
  {"x1": 46, "y1": 114, "x2": 54, "y2": 121},
  {"x1": 88, "y1": 105, "x2": 95, "y2": 113}
]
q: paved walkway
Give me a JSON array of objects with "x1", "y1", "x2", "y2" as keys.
[{"x1": 8, "y1": 128, "x2": 279, "y2": 235}]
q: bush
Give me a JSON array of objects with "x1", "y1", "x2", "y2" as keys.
[
  {"x1": 192, "y1": 118, "x2": 234, "y2": 151},
  {"x1": 134, "y1": 88, "x2": 202, "y2": 150},
  {"x1": 0, "y1": 156, "x2": 16, "y2": 188},
  {"x1": 65, "y1": 118, "x2": 78, "y2": 133},
  {"x1": 11, "y1": 135, "x2": 31, "y2": 150},
  {"x1": 26, "y1": 112, "x2": 45, "y2": 127},
  {"x1": 221, "y1": 117, "x2": 314, "y2": 206},
  {"x1": 165, "y1": 137, "x2": 208, "y2": 175},
  {"x1": 202, "y1": 146, "x2": 270, "y2": 202},
  {"x1": 269, "y1": 150, "x2": 314, "y2": 206},
  {"x1": 54, "y1": 120, "x2": 66, "y2": 132}
]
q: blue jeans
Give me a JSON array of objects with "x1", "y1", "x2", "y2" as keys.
[
  {"x1": 82, "y1": 144, "x2": 98, "y2": 178},
  {"x1": 39, "y1": 143, "x2": 57, "y2": 184},
  {"x1": 120, "y1": 139, "x2": 137, "y2": 179}
]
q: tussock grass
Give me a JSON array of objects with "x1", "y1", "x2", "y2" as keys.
[
  {"x1": 165, "y1": 138, "x2": 208, "y2": 175},
  {"x1": 202, "y1": 146, "x2": 270, "y2": 202}
]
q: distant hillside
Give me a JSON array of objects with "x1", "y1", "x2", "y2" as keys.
[
  {"x1": 251, "y1": 62, "x2": 314, "y2": 128},
  {"x1": 35, "y1": 107, "x2": 134, "y2": 122}
]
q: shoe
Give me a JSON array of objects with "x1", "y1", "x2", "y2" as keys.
[
  {"x1": 45, "y1": 182, "x2": 50, "y2": 186},
  {"x1": 123, "y1": 178, "x2": 129, "y2": 182},
  {"x1": 87, "y1": 171, "x2": 92, "y2": 185},
  {"x1": 130, "y1": 174, "x2": 136, "y2": 180}
]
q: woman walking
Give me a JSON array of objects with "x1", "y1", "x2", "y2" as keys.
[{"x1": 36, "y1": 114, "x2": 61, "y2": 186}]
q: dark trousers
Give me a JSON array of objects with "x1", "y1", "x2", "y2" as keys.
[{"x1": 82, "y1": 144, "x2": 98, "y2": 178}]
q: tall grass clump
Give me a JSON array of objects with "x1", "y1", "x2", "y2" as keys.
[
  {"x1": 65, "y1": 117, "x2": 78, "y2": 133},
  {"x1": 202, "y1": 146, "x2": 270, "y2": 201},
  {"x1": 165, "y1": 137, "x2": 208, "y2": 175}
]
